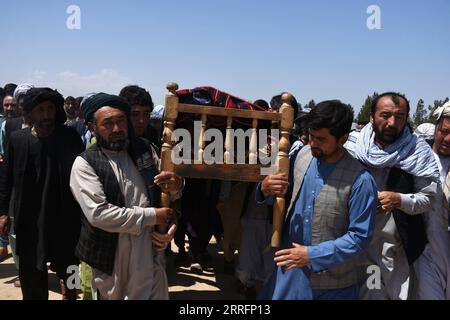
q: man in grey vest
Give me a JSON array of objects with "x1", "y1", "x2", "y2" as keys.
[
  {"x1": 258, "y1": 100, "x2": 378, "y2": 300},
  {"x1": 345, "y1": 92, "x2": 440, "y2": 300},
  {"x1": 70, "y1": 93, "x2": 183, "y2": 300}
]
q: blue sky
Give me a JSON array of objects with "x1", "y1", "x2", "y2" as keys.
[{"x1": 1, "y1": 0, "x2": 449, "y2": 113}]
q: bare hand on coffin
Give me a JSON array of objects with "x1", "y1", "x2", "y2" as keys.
[
  {"x1": 155, "y1": 208, "x2": 175, "y2": 227},
  {"x1": 154, "y1": 171, "x2": 183, "y2": 193},
  {"x1": 151, "y1": 223, "x2": 177, "y2": 252},
  {"x1": 261, "y1": 173, "x2": 289, "y2": 198}
]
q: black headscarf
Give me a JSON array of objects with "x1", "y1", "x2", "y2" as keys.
[{"x1": 23, "y1": 87, "x2": 66, "y2": 125}]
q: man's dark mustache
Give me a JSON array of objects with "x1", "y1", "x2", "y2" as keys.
[
  {"x1": 109, "y1": 132, "x2": 126, "y2": 139},
  {"x1": 382, "y1": 129, "x2": 397, "y2": 135}
]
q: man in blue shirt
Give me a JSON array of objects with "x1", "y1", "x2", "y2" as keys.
[{"x1": 257, "y1": 100, "x2": 378, "y2": 300}]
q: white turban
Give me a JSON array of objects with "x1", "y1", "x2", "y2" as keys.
[
  {"x1": 433, "y1": 100, "x2": 450, "y2": 121},
  {"x1": 414, "y1": 123, "x2": 435, "y2": 141},
  {"x1": 150, "y1": 104, "x2": 165, "y2": 119},
  {"x1": 13, "y1": 83, "x2": 34, "y2": 101}
]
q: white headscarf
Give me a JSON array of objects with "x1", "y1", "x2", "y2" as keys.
[{"x1": 345, "y1": 124, "x2": 440, "y2": 182}]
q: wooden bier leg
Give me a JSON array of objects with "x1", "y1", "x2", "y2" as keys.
[
  {"x1": 271, "y1": 93, "x2": 294, "y2": 247},
  {"x1": 159, "y1": 82, "x2": 179, "y2": 232}
]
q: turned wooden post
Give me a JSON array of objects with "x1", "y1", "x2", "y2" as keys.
[
  {"x1": 249, "y1": 119, "x2": 258, "y2": 165},
  {"x1": 160, "y1": 82, "x2": 179, "y2": 231},
  {"x1": 271, "y1": 93, "x2": 294, "y2": 247},
  {"x1": 197, "y1": 113, "x2": 207, "y2": 164},
  {"x1": 224, "y1": 116, "x2": 233, "y2": 164}
]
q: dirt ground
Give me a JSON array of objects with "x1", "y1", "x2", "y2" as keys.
[{"x1": 0, "y1": 239, "x2": 244, "y2": 300}]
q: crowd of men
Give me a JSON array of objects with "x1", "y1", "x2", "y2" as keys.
[{"x1": 0, "y1": 82, "x2": 449, "y2": 300}]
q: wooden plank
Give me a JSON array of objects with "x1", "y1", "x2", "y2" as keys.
[
  {"x1": 174, "y1": 164, "x2": 270, "y2": 182},
  {"x1": 178, "y1": 103, "x2": 281, "y2": 121}
]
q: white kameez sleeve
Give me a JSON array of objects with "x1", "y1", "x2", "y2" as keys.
[
  {"x1": 70, "y1": 156, "x2": 157, "y2": 235},
  {"x1": 399, "y1": 176, "x2": 437, "y2": 215}
]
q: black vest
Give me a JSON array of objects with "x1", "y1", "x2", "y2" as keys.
[
  {"x1": 386, "y1": 167, "x2": 428, "y2": 265},
  {"x1": 76, "y1": 139, "x2": 160, "y2": 275}
]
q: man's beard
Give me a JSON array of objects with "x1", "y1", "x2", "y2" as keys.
[
  {"x1": 311, "y1": 147, "x2": 325, "y2": 159},
  {"x1": 311, "y1": 145, "x2": 343, "y2": 162},
  {"x1": 65, "y1": 110, "x2": 77, "y2": 120},
  {"x1": 373, "y1": 124, "x2": 402, "y2": 145},
  {"x1": 97, "y1": 133, "x2": 130, "y2": 151}
]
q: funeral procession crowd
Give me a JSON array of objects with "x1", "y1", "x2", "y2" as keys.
[{"x1": 0, "y1": 82, "x2": 449, "y2": 300}]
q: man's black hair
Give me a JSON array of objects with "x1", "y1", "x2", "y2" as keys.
[
  {"x1": 252, "y1": 99, "x2": 271, "y2": 129},
  {"x1": 3, "y1": 83, "x2": 17, "y2": 96},
  {"x1": 119, "y1": 85, "x2": 154, "y2": 111},
  {"x1": 253, "y1": 99, "x2": 270, "y2": 111},
  {"x1": 270, "y1": 93, "x2": 299, "y2": 120},
  {"x1": 75, "y1": 96, "x2": 83, "y2": 107},
  {"x1": 307, "y1": 100, "x2": 354, "y2": 139},
  {"x1": 65, "y1": 96, "x2": 76, "y2": 103},
  {"x1": 371, "y1": 92, "x2": 410, "y2": 115}
]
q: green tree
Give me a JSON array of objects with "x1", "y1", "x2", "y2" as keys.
[
  {"x1": 357, "y1": 92, "x2": 378, "y2": 123},
  {"x1": 412, "y1": 99, "x2": 426, "y2": 127},
  {"x1": 347, "y1": 104, "x2": 355, "y2": 117},
  {"x1": 305, "y1": 99, "x2": 316, "y2": 110},
  {"x1": 297, "y1": 102, "x2": 303, "y2": 114}
]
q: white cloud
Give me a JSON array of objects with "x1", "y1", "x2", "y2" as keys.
[{"x1": 22, "y1": 69, "x2": 131, "y2": 97}]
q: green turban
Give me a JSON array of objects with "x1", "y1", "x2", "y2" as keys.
[{"x1": 82, "y1": 93, "x2": 130, "y2": 123}]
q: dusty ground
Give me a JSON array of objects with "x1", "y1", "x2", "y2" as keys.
[{"x1": 0, "y1": 239, "x2": 244, "y2": 300}]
